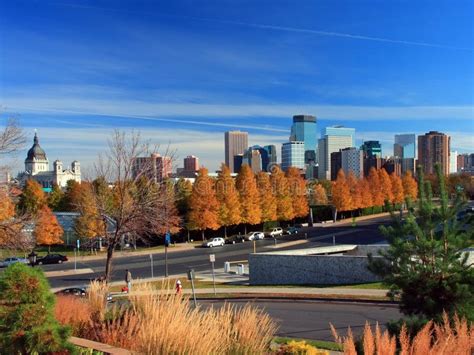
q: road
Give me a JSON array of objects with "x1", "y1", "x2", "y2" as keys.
[
  {"x1": 28, "y1": 214, "x2": 392, "y2": 288},
  {"x1": 201, "y1": 299, "x2": 401, "y2": 341}
]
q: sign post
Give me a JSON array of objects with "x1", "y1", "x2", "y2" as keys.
[
  {"x1": 150, "y1": 254, "x2": 154, "y2": 278},
  {"x1": 187, "y1": 269, "x2": 197, "y2": 307},
  {"x1": 209, "y1": 254, "x2": 216, "y2": 296},
  {"x1": 74, "y1": 248, "x2": 77, "y2": 272},
  {"x1": 165, "y1": 232, "x2": 170, "y2": 277}
]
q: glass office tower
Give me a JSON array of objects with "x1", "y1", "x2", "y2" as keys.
[{"x1": 290, "y1": 115, "x2": 317, "y2": 163}]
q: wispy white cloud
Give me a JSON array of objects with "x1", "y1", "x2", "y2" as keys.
[{"x1": 3, "y1": 95, "x2": 473, "y2": 122}]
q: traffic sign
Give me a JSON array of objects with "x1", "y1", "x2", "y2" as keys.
[
  {"x1": 76, "y1": 239, "x2": 80, "y2": 249},
  {"x1": 209, "y1": 254, "x2": 215, "y2": 263}
]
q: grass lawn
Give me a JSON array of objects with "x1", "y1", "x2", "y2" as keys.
[{"x1": 273, "y1": 336, "x2": 343, "y2": 352}]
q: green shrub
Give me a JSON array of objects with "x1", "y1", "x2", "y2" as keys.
[{"x1": 0, "y1": 263, "x2": 72, "y2": 353}]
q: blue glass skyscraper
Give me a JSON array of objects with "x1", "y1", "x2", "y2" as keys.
[{"x1": 290, "y1": 115, "x2": 317, "y2": 163}]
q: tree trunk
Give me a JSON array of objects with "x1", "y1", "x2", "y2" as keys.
[
  {"x1": 224, "y1": 226, "x2": 227, "y2": 238},
  {"x1": 333, "y1": 207, "x2": 338, "y2": 222},
  {"x1": 244, "y1": 225, "x2": 247, "y2": 234},
  {"x1": 105, "y1": 243, "x2": 115, "y2": 281},
  {"x1": 201, "y1": 230, "x2": 205, "y2": 241}
]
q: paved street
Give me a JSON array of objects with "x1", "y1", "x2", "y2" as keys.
[
  {"x1": 24, "y1": 214, "x2": 392, "y2": 288},
  {"x1": 201, "y1": 299, "x2": 401, "y2": 341}
]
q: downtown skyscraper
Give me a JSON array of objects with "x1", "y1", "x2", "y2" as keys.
[
  {"x1": 418, "y1": 131, "x2": 450, "y2": 176},
  {"x1": 224, "y1": 131, "x2": 248, "y2": 173},
  {"x1": 318, "y1": 126, "x2": 355, "y2": 180}
]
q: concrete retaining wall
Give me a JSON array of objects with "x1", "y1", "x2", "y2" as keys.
[{"x1": 249, "y1": 245, "x2": 384, "y2": 285}]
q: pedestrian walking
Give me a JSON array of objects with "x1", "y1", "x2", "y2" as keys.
[
  {"x1": 125, "y1": 269, "x2": 132, "y2": 293},
  {"x1": 175, "y1": 280, "x2": 182, "y2": 295}
]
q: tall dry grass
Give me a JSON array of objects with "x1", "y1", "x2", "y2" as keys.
[
  {"x1": 55, "y1": 295, "x2": 93, "y2": 338},
  {"x1": 55, "y1": 281, "x2": 278, "y2": 354},
  {"x1": 331, "y1": 313, "x2": 474, "y2": 355}
]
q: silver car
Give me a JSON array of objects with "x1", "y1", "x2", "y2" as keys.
[{"x1": 0, "y1": 257, "x2": 29, "y2": 268}]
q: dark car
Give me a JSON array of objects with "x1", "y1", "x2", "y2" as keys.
[
  {"x1": 36, "y1": 254, "x2": 68, "y2": 265},
  {"x1": 55, "y1": 287, "x2": 87, "y2": 297},
  {"x1": 225, "y1": 235, "x2": 246, "y2": 244},
  {"x1": 285, "y1": 226, "x2": 300, "y2": 235}
]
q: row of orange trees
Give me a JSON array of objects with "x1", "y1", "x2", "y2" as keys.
[
  {"x1": 332, "y1": 167, "x2": 418, "y2": 219},
  {"x1": 186, "y1": 164, "x2": 309, "y2": 239}
]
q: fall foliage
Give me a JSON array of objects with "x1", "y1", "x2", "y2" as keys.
[
  {"x1": 346, "y1": 172, "x2": 362, "y2": 210},
  {"x1": 34, "y1": 205, "x2": 64, "y2": 247},
  {"x1": 390, "y1": 173, "x2": 405, "y2": 204},
  {"x1": 378, "y1": 168, "x2": 394, "y2": 203},
  {"x1": 286, "y1": 168, "x2": 309, "y2": 218},
  {"x1": 215, "y1": 164, "x2": 241, "y2": 232},
  {"x1": 332, "y1": 169, "x2": 352, "y2": 215},
  {"x1": 236, "y1": 164, "x2": 262, "y2": 226},
  {"x1": 402, "y1": 170, "x2": 418, "y2": 202},
  {"x1": 309, "y1": 182, "x2": 328, "y2": 205},
  {"x1": 270, "y1": 165, "x2": 294, "y2": 221},
  {"x1": 19, "y1": 179, "x2": 47, "y2": 215},
  {"x1": 256, "y1": 171, "x2": 277, "y2": 222},
  {"x1": 368, "y1": 168, "x2": 384, "y2": 207},
  {"x1": 74, "y1": 183, "x2": 105, "y2": 239},
  {"x1": 188, "y1": 167, "x2": 220, "y2": 239}
]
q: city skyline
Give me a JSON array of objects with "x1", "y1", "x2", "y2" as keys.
[{"x1": 0, "y1": 1, "x2": 473, "y2": 173}]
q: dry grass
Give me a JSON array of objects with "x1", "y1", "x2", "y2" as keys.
[
  {"x1": 56, "y1": 280, "x2": 278, "y2": 354},
  {"x1": 331, "y1": 312, "x2": 474, "y2": 355},
  {"x1": 54, "y1": 295, "x2": 93, "y2": 338}
]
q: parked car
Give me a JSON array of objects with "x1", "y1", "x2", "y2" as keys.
[
  {"x1": 285, "y1": 226, "x2": 300, "y2": 235},
  {"x1": 36, "y1": 254, "x2": 68, "y2": 265},
  {"x1": 268, "y1": 227, "x2": 283, "y2": 237},
  {"x1": 202, "y1": 237, "x2": 225, "y2": 248},
  {"x1": 225, "y1": 235, "x2": 246, "y2": 244},
  {"x1": 0, "y1": 257, "x2": 29, "y2": 268},
  {"x1": 55, "y1": 286, "x2": 113, "y2": 302},
  {"x1": 245, "y1": 232, "x2": 265, "y2": 241}
]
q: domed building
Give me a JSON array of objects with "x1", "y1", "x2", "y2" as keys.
[{"x1": 18, "y1": 132, "x2": 81, "y2": 189}]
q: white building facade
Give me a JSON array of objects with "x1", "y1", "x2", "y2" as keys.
[{"x1": 18, "y1": 133, "x2": 81, "y2": 189}]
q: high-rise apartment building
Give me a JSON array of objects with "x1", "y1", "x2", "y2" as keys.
[
  {"x1": 132, "y1": 153, "x2": 172, "y2": 182},
  {"x1": 281, "y1": 141, "x2": 305, "y2": 171},
  {"x1": 361, "y1": 141, "x2": 382, "y2": 158},
  {"x1": 418, "y1": 131, "x2": 450, "y2": 176},
  {"x1": 457, "y1": 153, "x2": 474, "y2": 173},
  {"x1": 317, "y1": 126, "x2": 355, "y2": 180},
  {"x1": 225, "y1": 131, "x2": 248, "y2": 173},
  {"x1": 330, "y1": 151, "x2": 342, "y2": 181},
  {"x1": 183, "y1": 155, "x2": 199, "y2": 172},
  {"x1": 290, "y1": 115, "x2": 317, "y2": 163}
]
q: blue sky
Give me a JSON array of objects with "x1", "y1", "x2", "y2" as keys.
[{"x1": 1, "y1": 0, "x2": 473, "y2": 173}]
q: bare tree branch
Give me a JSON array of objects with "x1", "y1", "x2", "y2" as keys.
[{"x1": 0, "y1": 117, "x2": 26, "y2": 156}]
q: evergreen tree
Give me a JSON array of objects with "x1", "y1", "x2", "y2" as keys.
[
  {"x1": 18, "y1": 179, "x2": 46, "y2": 215},
  {"x1": 270, "y1": 166, "x2": 294, "y2": 222},
  {"x1": 236, "y1": 164, "x2": 261, "y2": 231},
  {"x1": 286, "y1": 167, "x2": 309, "y2": 219},
  {"x1": 188, "y1": 168, "x2": 220, "y2": 240},
  {"x1": 0, "y1": 263, "x2": 72, "y2": 353},
  {"x1": 215, "y1": 164, "x2": 241, "y2": 236},
  {"x1": 256, "y1": 172, "x2": 277, "y2": 223},
  {"x1": 369, "y1": 165, "x2": 474, "y2": 326},
  {"x1": 47, "y1": 184, "x2": 65, "y2": 211},
  {"x1": 34, "y1": 206, "x2": 64, "y2": 251}
]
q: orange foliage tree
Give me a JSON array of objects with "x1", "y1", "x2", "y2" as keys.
[
  {"x1": 19, "y1": 179, "x2": 47, "y2": 215},
  {"x1": 34, "y1": 205, "x2": 64, "y2": 250},
  {"x1": 286, "y1": 167, "x2": 309, "y2": 219},
  {"x1": 346, "y1": 172, "x2": 362, "y2": 211},
  {"x1": 188, "y1": 168, "x2": 220, "y2": 240},
  {"x1": 359, "y1": 178, "x2": 373, "y2": 209},
  {"x1": 402, "y1": 170, "x2": 418, "y2": 202},
  {"x1": 390, "y1": 173, "x2": 405, "y2": 205},
  {"x1": 0, "y1": 188, "x2": 16, "y2": 245},
  {"x1": 378, "y1": 168, "x2": 394, "y2": 203},
  {"x1": 332, "y1": 169, "x2": 351, "y2": 220},
  {"x1": 309, "y1": 183, "x2": 328, "y2": 205},
  {"x1": 368, "y1": 168, "x2": 384, "y2": 207},
  {"x1": 215, "y1": 164, "x2": 241, "y2": 237},
  {"x1": 74, "y1": 182, "x2": 105, "y2": 241},
  {"x1": 270, "y1": 166, "x2": 294, "y2": 222},
  {"x1": 236, "y1": 165, "x2": 261, "y2": 233},
  {"x1": 256, "y1": 172, "x2": 277, "y2": 224}
]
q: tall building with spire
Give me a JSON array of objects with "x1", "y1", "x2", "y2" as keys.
[{"x1": 18, "y1": 132, "x2": 81, "y2": 189}]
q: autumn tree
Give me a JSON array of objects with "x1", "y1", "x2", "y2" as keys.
[
  {"x1": 74, "y1": 182, "x2": 105, "y2": 241},
  {"x1": 63, "y1": 180, "x2": 82, "y2": 211},
  {"x1": 270, "y1": 166, "x2": 294, "y2": 222},
  {"x1": 402, "y1": 170, "x2": 418, "y2": 202},
  {"x1": 378, "y1": 168, "x2": 394, "y2": 204},
  {"x1": 236, "y1": 164, "x2": 261, "y2": 232},
  {"x1": 175, "y1": 178, "x2": 193, "y2": 238},
  {"x1": 346, "y1": 172, "x2": 362, "y2": 211},
  {"x1": 368, "y1": 168, "x2": 384, "y2": 207},
  {"x1": 309, "y1": 182, "x2": 328, "y2": 205},
  {"x1": 18, "y1": 179, "x2": 47, "y2": 215},
  {"x1": 215, "y1": 164, "x2": 241, "y2": 236},
  {"x1": 34, "y1": 206, "x2": 63, "y2": 251},
  {"x1": 256, "y1": 171, "x2": 277, "y2": 223},
  {"x1": 0, "y1": 188, "x2": 17, "y2": 247},
  {"x1": 332, "y1": 169, "x2": 351, "y2": 220},
  {"x1": 188, "y1": 167, "x2": 220, "y2": 240},
  {"x1": 47, "y1": 184, "x2": 65, "y2": 211},
  {"x1": 390, "y1": 173, "x2": 404, "y2": 205},
  {"x1": 286, "y1": 167, "x2": 309, "y2": 219},
  {"x1": 359, "y1": 178, "x2": 373, "y2": 209}
]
